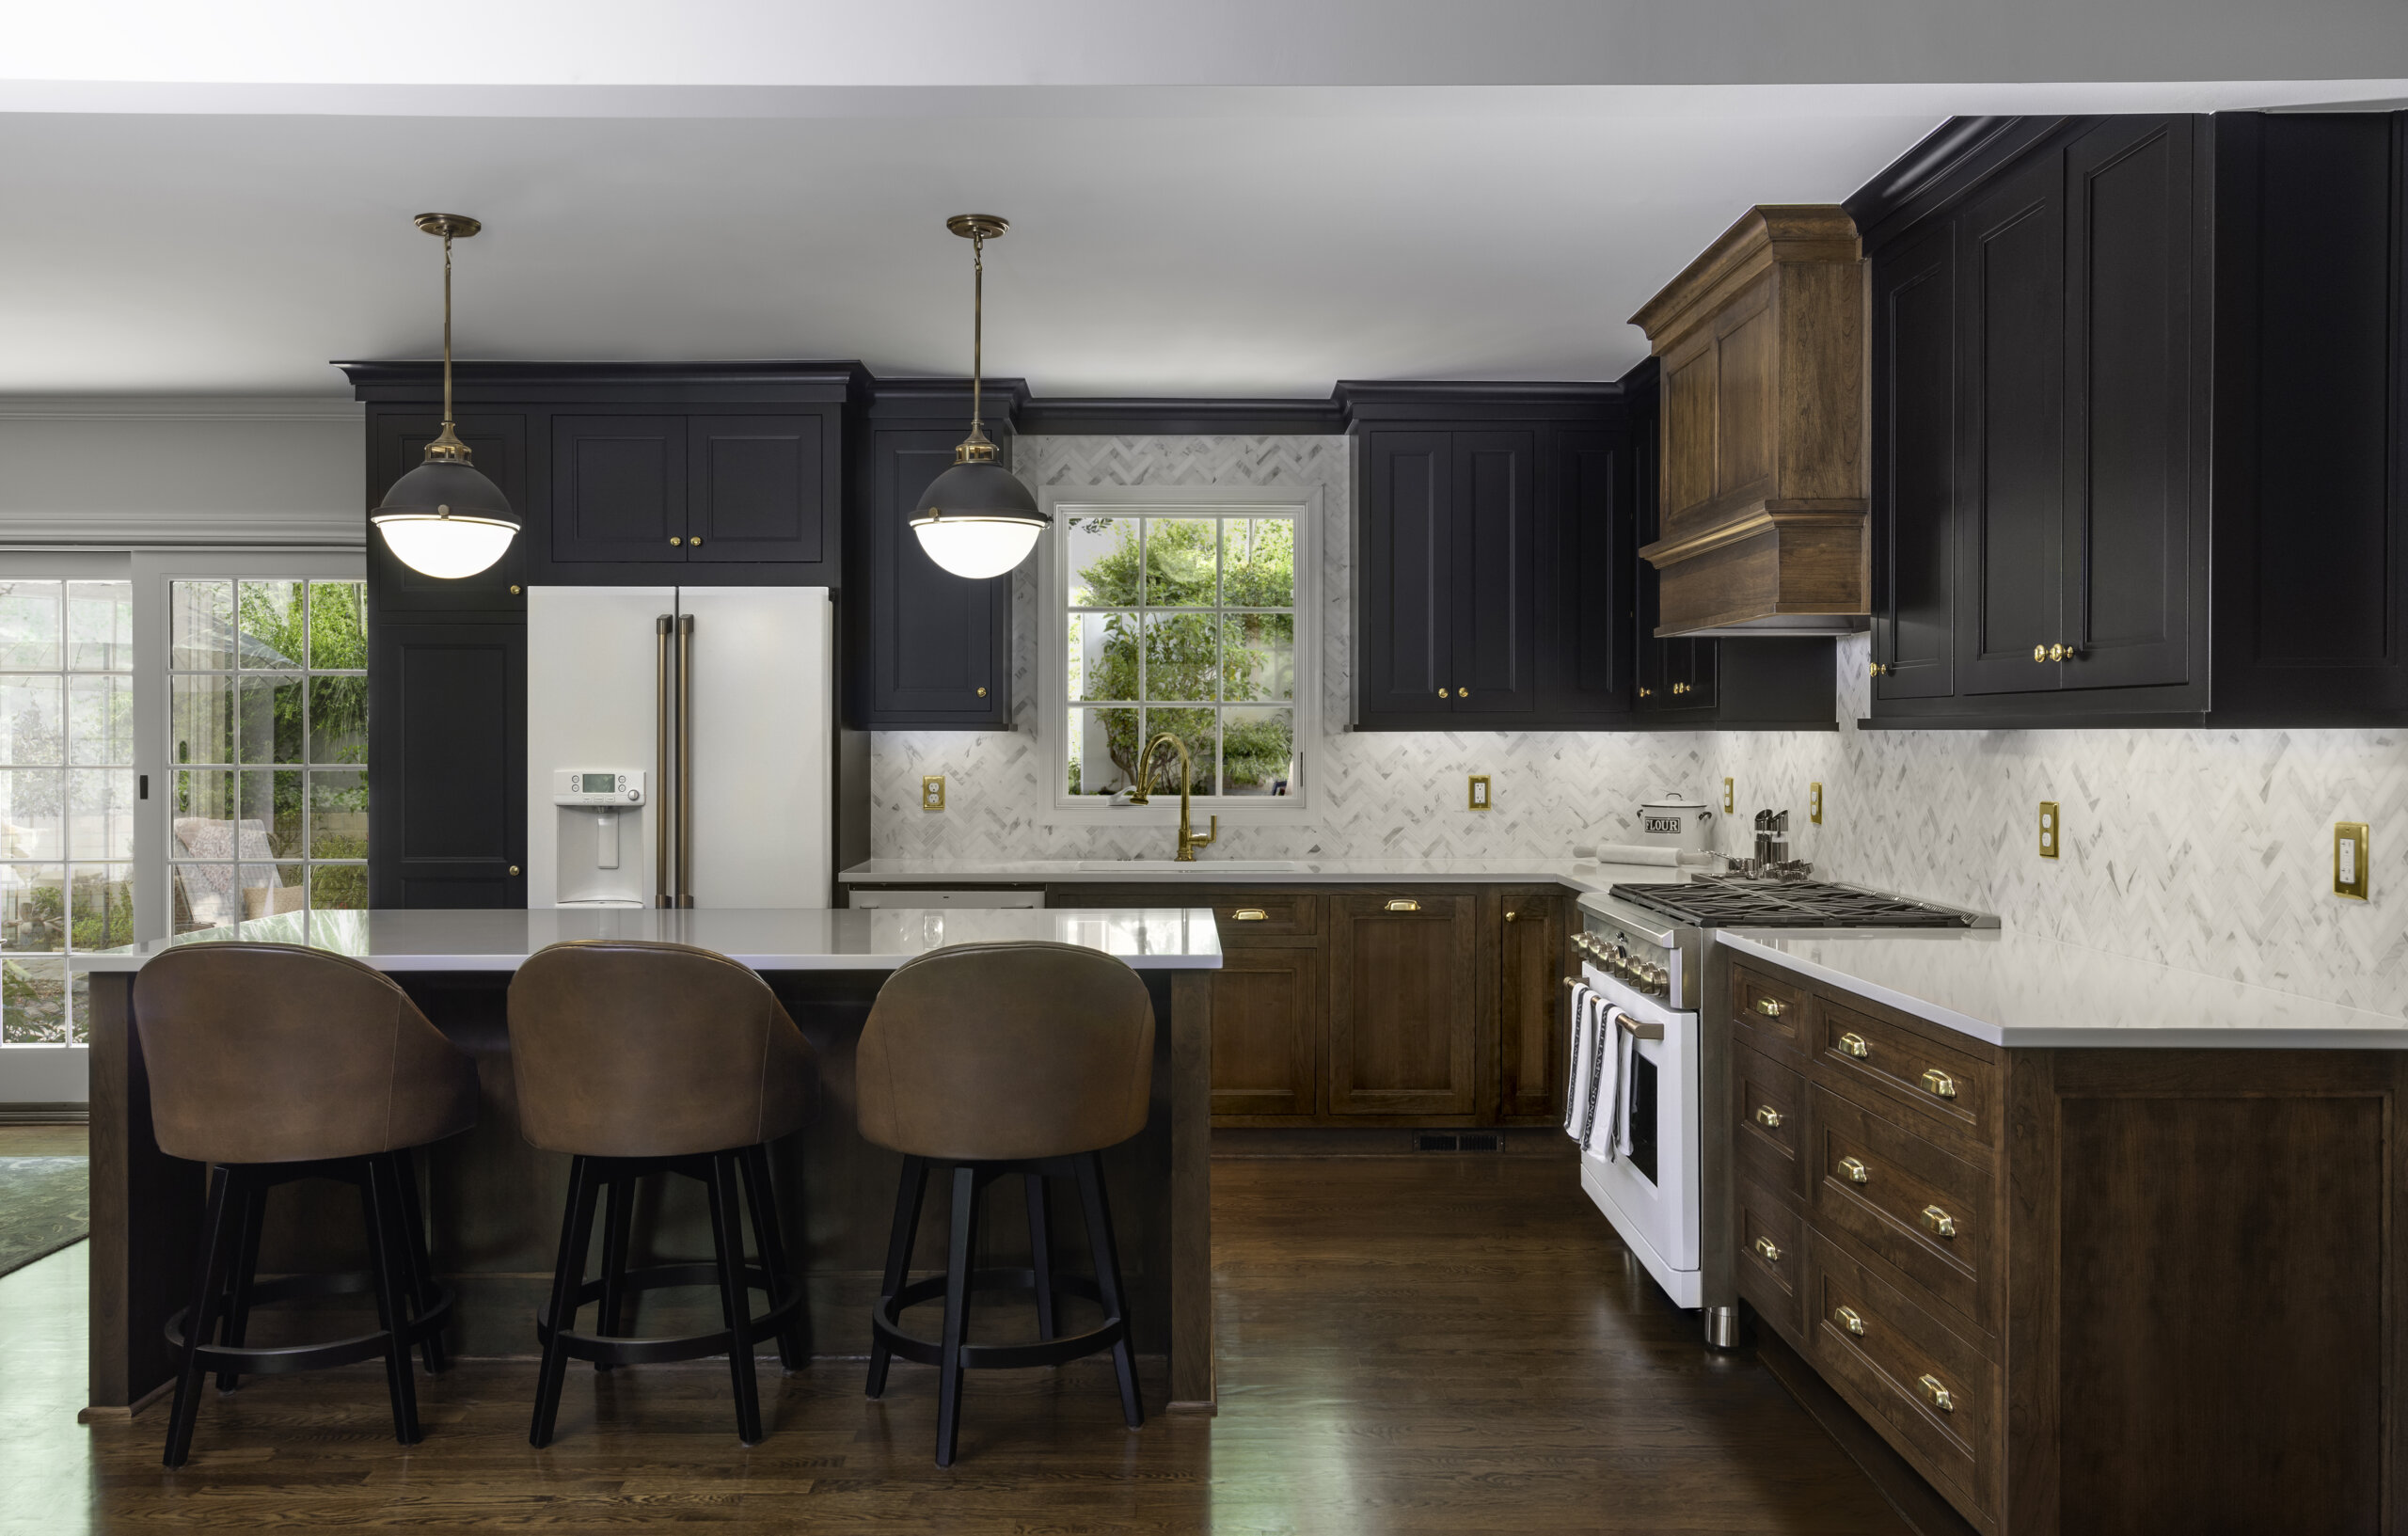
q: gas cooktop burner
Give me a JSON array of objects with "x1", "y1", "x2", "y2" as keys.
[{"x1": 1607, "y1": 876, "x2": 1981, "y2": 929}]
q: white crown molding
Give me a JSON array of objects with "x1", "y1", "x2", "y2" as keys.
[
  {"x1": 0, "y1": 395, "x2": 359, "y2": 422},
  {"x1": 0, "y1": 511, "x2": 362, "y2": 546}
]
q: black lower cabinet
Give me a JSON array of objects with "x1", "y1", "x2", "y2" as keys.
[{"x1": 368, "y1": 620, "x2": 526, "y2": 909}]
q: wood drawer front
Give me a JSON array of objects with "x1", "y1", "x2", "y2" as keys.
[
  {"x1": 1815, "y1": 997, "x2": 1996, "y2": 1145},
  {"x1": 1735, "y1": 1044, "x2": 1805, "y2": 1199},
  {"x1": 1807, "y1": 1085, "x2": 1993, "y2": 1330},
  {"x1": 1735, "y1": 1178, "x2": 1803, "y2": 1339},
  {"x1": 1212, "y1": 893, "x2": 1320, "y2": 942},
  {"x1": 1732, "y1": 963, "x2": 1806, "y2": 1046},
  {"x1": 1807, "y1": 1232, "x2": 1997, "y2": 1526}
]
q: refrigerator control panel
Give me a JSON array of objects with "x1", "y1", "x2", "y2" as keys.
[{"x1": 553, "y1": 769, "x2": 646, "y2": 807}]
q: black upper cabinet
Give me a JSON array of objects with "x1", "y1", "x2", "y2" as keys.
[
  {"x1": 1861, "y1": 111, "x2": 2404, "y2": 726},
  {"x1": 688, "y1": 414, "x2": 833, "y2": 564},
  {"x1": 1358, "y1": 431, "x2": 1456, "y2": 720},
  {"x1": 1545, "y1": 428, "x2": 1633, "y2": 716},
  {"x1": 843, "y1": 385, "x2": 1012, "y2": 730},
  {"x1": 552, "y1": 415, "x2": 687, "y2": 562},
  {"x1": 1448, "y1": 431, "x2": 1540, "y2": 716},
  {"x1": 367, "y1": 619, "x2": 525, "y2": 910}
]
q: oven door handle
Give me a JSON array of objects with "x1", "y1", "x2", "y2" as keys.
[{"x1": 1617, "y1": 1015, "x2": 1666, "y2": 1042}]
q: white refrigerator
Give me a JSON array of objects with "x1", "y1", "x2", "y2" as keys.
[{"x1": 526, "y1": 586, "x2": 834, "y2": 909}]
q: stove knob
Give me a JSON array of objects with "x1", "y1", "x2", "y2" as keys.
[{"x1": 1649, "y1": 965, "x2": 1671, "y2": 996}]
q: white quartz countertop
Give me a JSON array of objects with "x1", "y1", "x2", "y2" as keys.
[
  {"x1": 839, "y1": 857, "x2": 1696, "y2": 892},
  {"x1": 69, "y1": 907, "x2": 1227, "y2": 974},
  {"x1": 1718, "y1": 928, "x2": 2408, "y2": 1050}
]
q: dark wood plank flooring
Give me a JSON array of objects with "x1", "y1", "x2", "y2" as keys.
[{"x1": 13, "y1": 1148, "x2": 1911, "y2": 1532}]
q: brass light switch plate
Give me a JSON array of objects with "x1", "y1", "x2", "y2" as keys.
[
  {"x1": 1468, "y1": 775, "x2": 1492, "y2": 811},
  {"x1": 1722, "y1": 778, "x2": 1735, "y2": 814},
  {"x1": 1809, "y1": 783, "x2": 1824, "y2": 825},
  {"x1": 921, "y1": 775, "x2": 946, "y2": 812},
  {"x1": 2336, "y1": 821, "x2": 2370, "y2": 900},
  {"x1": 2038, "y1": 800, "x2": 2060, "y2": 859}
]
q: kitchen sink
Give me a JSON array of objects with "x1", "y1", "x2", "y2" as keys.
[{"x1": 1075, "y1": 860, "x2": 1310, "y2": 873}]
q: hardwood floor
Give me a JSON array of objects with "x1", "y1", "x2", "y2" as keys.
[
  {"x1": 11, "y1": 1148, "x2": 1913, "y2": 1533},
  {"x1": 0, "y1": 1124, "x2": 88, "y2": 1157}
]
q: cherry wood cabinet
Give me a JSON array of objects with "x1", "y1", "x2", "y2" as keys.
[
  {"x1": 1326, "y1": 893, "x2": 1480, "y2": 1117},
  {"x1": 1496, "y1": 889, "x2": 1568, "y2": 1120}
]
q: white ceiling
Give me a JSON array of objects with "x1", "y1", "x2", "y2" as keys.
[{"x1": 5, "y1": 2, "x2": 2403, "y2": 398}]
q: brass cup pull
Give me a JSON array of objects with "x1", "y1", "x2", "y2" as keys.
[
  {"x1": 1754, "y1": 997, "x2": 1788, "y2": 1018},
  {"x1": 1834, "y1": 1305, "x2": 1865, "y2": 1337},
  {"x1": 1920, "y1": 1068, "x2": 1958, "y2": 1100},
  {"x1": 1918, "y1": 1374, "x2": 1956, "y2": 1414},
  {"x1": 1753, "y1": 1105, "x2": 1784, "y2": 1131},
  {"x1": 1921, "y1": 1204, "x2": 1958, "y2": 1240},
  {"x1": 1836, "y1": 1032, "x2": 1870, "y2": 1059},
  {"x1": 1752, "y1": 1236, "x2": 1782, "y2": 1264},
  {"x1": 1385, "y1": 898, "x2": 1421, "y2": 913},
  {"x1": 1839, "y1": 1156, "x2": 1870, "y2": 1185},
  {"x1": 1231, "y1": 908, "x2": 1270, "y2": 922}
]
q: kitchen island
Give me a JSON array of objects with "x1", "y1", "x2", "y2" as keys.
[{"x1": 72, "y1": 907, "x2": 1223, "y2": 1420}]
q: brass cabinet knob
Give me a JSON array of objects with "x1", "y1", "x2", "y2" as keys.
[
  {"x1": 1638, "y1": 687, "x2": 1654, "y2": 698},
  {"x1": 1437, "y1": 689, "x2": 1449, "y2": 700},
  {"x1": 1836, "y1": 1032, "x2": 1871, "y2": 1059},
  {"x1": 1455, "y1": 687, "x2": 1469, "y2": 698},
  {"x1": 1921, "y1": 1204, "x2": 1958, "y2": 1240},
  {"x1": 671, "y1": 536, "x2": 683, "y2": 546},
  {"x1": 1754, "y1": 1104, "x2": 1784, "y2": 1131},
  {"x1": 508, "y1": 864, "x2": 521, "y2": 877},
  {"x1": 689, "y1": 536, "x2": 703, "y2": 547},
  {"x1": 1839, "y1": 1156, "x2": 1870, "y2": 1184},
  {"x1": 2050, "y1": 641, "x2": 2078, "y2": 661},
  {"x1": 1918, "y1": 1374, "x2": 1956, "y2": 1414},
  {"x1": 1504, "y1": 910, "x2": 1519, "y2": 923},
  {"x1": 1869, "y1": 661, "x2": 1891, "y2": 677},
  {"x1": 1834, "y1": 1305, "x2": 1865, "y2": 1337},
  {"x1": 1385, "y1": 898, "x2": 1421, "y2": 913},
  {"x1": 1231, "y1": 908, "x2": 1269, "y2": 922},
  {"x1": 509, "y1": 585, "x2": 522, "y2": 595},
  {"x1": 1754, "y1": 997, "x2": 1788, "y2": 1018},
  {"x1": 1752, "y1": 1236, "x2": 1782, "y2": 1264},
  {"x1": 2032, "y1": 643, "x2": 2048, "y2": 663},
  {"x1": 975, "y1": 686, "x2": 988, "y2": 697},
  {"x1": 1920, "y1": 1068, "x2": 1958, "y2": 1100}
]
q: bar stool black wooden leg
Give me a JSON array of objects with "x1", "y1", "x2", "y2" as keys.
[
  {"x1": 1075, "y1": 1152, "x2": 1143, "y2": 1429},
  {"x1": 164, "y1": 1164, "x2": 238, "y2": 1468},
  {"x1": 361, "y1": 1156, "x2": 423, "y2": 1446},
  {"x1": 1024, "y1": 1171, "x2": 1058, "y2": 1341},
  {"x1": 740, "y1": 1144, "x2": 804, "y2": 1370},
  {"x1": 213, "y1": 1174, "x2": 267, "y2": 1393},
  {"x1": 935, "y1": 1163, "x2": 983, "y2": 1467},
  {"x1": 866, "y1": 1156, "x2": 927, "y2": 1400},
  {"x1": 531, "y1": 1155, "x2": 600, "y2": 1449},
  {"x1": 594, "y1": 1173, "x2": 636, "y2": 1373},
  {"x1": 390, "y1": 1150, "x2": 448, "y2": 1376},
  {"x1": 705, "y1": 1151, "x2": 765, "y2": 1446}
]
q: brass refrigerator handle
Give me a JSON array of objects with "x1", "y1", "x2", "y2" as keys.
[
  {"x1": 655, "y1": 615, "x2": 673, "y2": 909},
  {"x1": 676, "y1": 612, "x2": 695, "y2": 908}
]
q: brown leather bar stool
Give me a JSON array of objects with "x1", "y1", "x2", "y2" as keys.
[
  {"x1": 509, "y1": 940, "x2": 812, "y2": 1448},
  {"x1": 135, "y1": 942, "x2": 479, "y2": 1469},
  {"x1": 858, "y1": 940, "x2": 1153, "y2": 1465}
]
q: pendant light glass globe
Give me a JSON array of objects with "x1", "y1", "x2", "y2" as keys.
[
  {"x1": 909, "y1": 214, "x2": 1047, "y2": 579},
  {"x1": 372, "y1": 213, "x2": 520, "y2": 579}
]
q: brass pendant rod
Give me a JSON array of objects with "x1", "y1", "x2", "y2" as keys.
[
  {"x1": 440, "y1": 230, "x2": 455, "y2": 430},
  {"x1": 968, "y1": 230, "x2": 984, "y2": 438}
]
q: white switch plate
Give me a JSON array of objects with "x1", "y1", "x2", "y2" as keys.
[
  {"x1": 921, "y1": 775, "x2": 946, "y2": 812},
  {"x1": 2337, "y1": 821, "x2": 2369, "y2": 900},
  {"x1": 2038, "y1": 800, "x2": 2060, "y2": 860},
  {"x1": 1468, "y1": 774, "x2": 1492, "y2": 811}
]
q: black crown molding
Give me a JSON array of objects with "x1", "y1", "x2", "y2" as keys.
[
  {"x1": 1844, "y1": 115, "x2": 2071, "y2": 251},
  {"x1": 336, "y1": 357, "x2": 869, "y2": 405}
]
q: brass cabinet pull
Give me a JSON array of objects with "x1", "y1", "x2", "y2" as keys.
[
  {"x1": 689, "y1": 535, "x2": 703, "y2": 546},
  {"x1": 1918, "y1": 1374, "x2": 1956, "y2": 1413},
  {"x1": 2050, "y1": 641, "x2": 2077, "y2": 661},
  {"x1": 1753, "y1": 1104, "x2": 1784, "y2": 1130},
  {"x1": 1385, "y1": 898, "x2": 1421, "y2": 913},
  {"x1": 1839, "y1": 1156, "x2": 1870, "y2": 1184},
  {"x1": 1920, "y1": 1204, "x2": 1958, "y2": 1240},
  {"x1": 1869, "y1": 661, "x2": 1891, "y2": 677},
  {"x1": 508, "y1": 864, "x2": 520, "y2": 877},
  {"x1": 1504, "y1": 910, "x2": 1518, "y2": 923},
  {"x1": 1836, "y1": 1032, "x2": 1870, "y2": 1059},
  {"x1": 975, "y1": 686, "x2": 989, "y2": 697},
  {"x1": 671, "y1": 536, "x2": 684, "y2": 546},
  {"x1": 1638, "y1": 687, "x2": 1653, "y2": 698},
  {"x1": 1231, "y1": 908, "x2": 1270, "y2": 922},
  {"x1": 1455, "y1": 687, "x2": 1469, "y2": 698},
  {"x1": 1754, "y1": 997, "x2": 1788, "y2": 1018},
  {"x1": 1752, "y1": 1236, "x2": 1782, "y2": 1264},
  {"x1": 1920, "y1": 1068, "x2": 1958, "y2": 1100},
  {"x1": 2032, "y1": 643, "x2": 2048, "y2": 663},
  {"x1": 1834, "y1": 1305, "x2": 1865, "y2": 1337}
]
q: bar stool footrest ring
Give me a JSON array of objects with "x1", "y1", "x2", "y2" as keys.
[
  {"x1": 872, "y1": 1266, "x2": 1127, "y2": 1372},
  {"x1": 166, "y1": 1270, "x2": 456, "y2": 1378},
  {"x1": 534, "y1": 1260, "x2": 802, "y2": 1368}
]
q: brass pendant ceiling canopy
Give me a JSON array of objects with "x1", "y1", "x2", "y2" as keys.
[
  {"x1": 910, "y1": 214, "x2": 1049, "y2": 580},
  {"x1": 370, "y1": 213, "x2": 521, "y2": 580}
]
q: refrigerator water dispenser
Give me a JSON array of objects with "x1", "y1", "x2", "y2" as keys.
[{"x1": 552, "y1": 769, "x2": 647, "y2": 907}]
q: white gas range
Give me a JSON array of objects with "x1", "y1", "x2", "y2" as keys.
[{"x1": 1570, "y1": 875, "x2": 1996, "y2": 1345}]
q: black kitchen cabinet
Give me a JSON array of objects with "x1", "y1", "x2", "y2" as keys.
[
  {"x1": 367, "y1": 619, "x2": 525, "y2": 910},
  {"x1": 843, "y1": 383, "x2": 1013, "y2": 729},
  {"x1": 552, "y1": 414, "x2": 688, "y2": 562},
  {"x1": 1859, "y1": 111, "x2": 2407, "y2": 726},
  {"x1": 688, "y1": 413, "x2": 835, "y2": 564},
  {"x1": 1544, "y1": 427, "x2": 1636, "y2": 717}
]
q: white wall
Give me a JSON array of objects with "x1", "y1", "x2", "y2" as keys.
[
  {"x1": 0, "y1": 397, "x2": 361, "y2": 545},
  {"x1": 872, "y1": 433, "x2": 2407, "y2": 1015}
]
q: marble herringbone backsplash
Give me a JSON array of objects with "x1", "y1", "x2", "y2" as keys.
[{"x1": 871, "y1": 435, "x2": 2408, "y2": 1014}]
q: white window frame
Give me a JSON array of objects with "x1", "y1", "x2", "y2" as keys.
[{"x1": 1038, "y1": 483, "x2": 1322, "y2": 826}]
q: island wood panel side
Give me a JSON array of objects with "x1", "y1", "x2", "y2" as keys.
[
  {"x1": 83, "y1": 972, "x2": 202, "y2": 1416},
  {"x1": 1167, "y1": 969, "x2": 1215, "y2": 1412}
]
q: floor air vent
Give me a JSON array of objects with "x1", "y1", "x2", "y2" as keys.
[{"x1": 1414, "y1": 1132, "x2": 1502, "y2": 1152}]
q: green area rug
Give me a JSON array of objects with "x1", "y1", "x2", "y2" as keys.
[{"x1": 0, "y1": 1158, "x2": 88, "y2": 1278}]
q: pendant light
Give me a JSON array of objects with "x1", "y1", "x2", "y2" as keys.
[
  {"x1": 910, "y1": 214, "x2": 1048, "y2": 579},
  {"x1": 371, "y1": 214, "x2": 520, "y2": 579}
]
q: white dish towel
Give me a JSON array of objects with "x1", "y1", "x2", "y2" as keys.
[
  {"x1": 1563, "y1": 983, "x2": 1599, "y2": 1142},
  {"x1": 1585, "y1": 1005, "x2": 1638, "y2": 1162}
]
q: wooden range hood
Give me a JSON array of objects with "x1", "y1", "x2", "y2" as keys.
[{"x1": 1632, "y1": 205, "x2": 1869, "y2": 637}]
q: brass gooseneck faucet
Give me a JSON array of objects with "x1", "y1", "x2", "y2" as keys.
[{"x1": 1126, "y1": 733, "x2": 1218, "y2": 862}]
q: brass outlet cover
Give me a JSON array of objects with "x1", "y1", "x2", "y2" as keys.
[
  {"x1": 921, "y1": 775, "x2": 946, "y2": 813},
  {"x1": 1809, "y1": 782, "x2": 1824, "y2": 825},
  {"x1": 1468, "y1": 774, "x2": 1492, "y2": 811},
  {"x1": 1722, "y1": 777, "x2": 1735, "y2": 814},
  {"x1": 2336, "y1": 821, "x2": 2370, "y2": 900},
  {"x1": 2038, "y1": 800, "x2": 2060, "y2": 860}
]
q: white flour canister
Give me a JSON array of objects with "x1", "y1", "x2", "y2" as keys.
[{"x1": 1636, "y1": 792, "x2": 1716, "y2": 851}]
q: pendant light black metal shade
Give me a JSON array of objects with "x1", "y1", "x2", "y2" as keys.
[{"x1": 908, "y1": 214, "x2": 1049, "y2": 580}]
